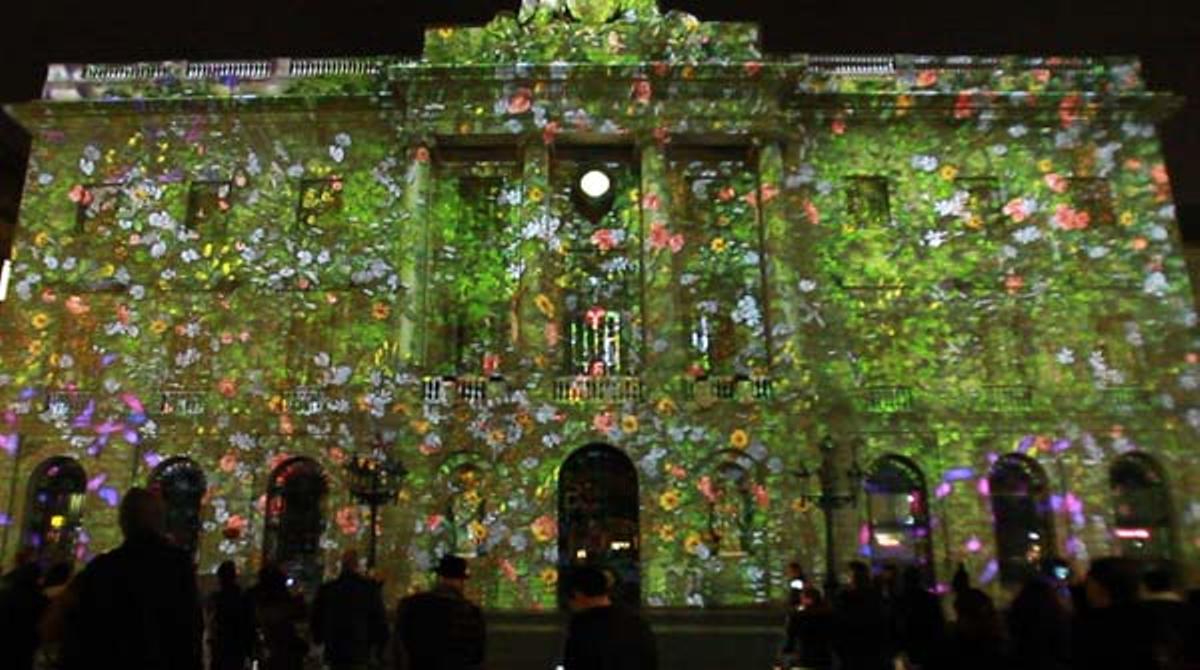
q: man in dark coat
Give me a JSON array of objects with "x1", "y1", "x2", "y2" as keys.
[
  {"x1": 0, "y1": 559, "x2": 47, "y2": 670},
  {"x1": 312, "y1": 549, "x2": 389, "y2": 670},
  {"x1": 832, "y1": 561, "x2": 892, "y2": 670},
  {"x1": 561, "y1": 565, "x2": 658, "y2": 670},
  {"x1": 395, "y1": 555, "x2": 485, "y2": 670},
  {"x1": 59, "y1": 486, "x2": 203, "y2": 670}
]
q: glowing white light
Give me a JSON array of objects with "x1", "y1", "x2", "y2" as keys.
[
  {"x1": 0, "y1": 259, "x2": 10, "y2": 302},
  {"x1": 579, "y1": 170, "x2": 611, "y2": 199},
  {"x1": 1115, "y1": 527, "x2": 1151, "y2": 540},
  {"x1": 874, "y1": 531, "x2": 903, "y2": 548}
]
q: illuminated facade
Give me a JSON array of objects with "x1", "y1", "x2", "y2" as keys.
[{"x1": 0, "y1": 0, "x2": 1196, "y2": 608}]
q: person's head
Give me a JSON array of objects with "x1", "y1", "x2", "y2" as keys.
[
  {"x1": 217, "y1": 560, "x2": 239, "y2": 591},
  {"x1": 43, "y1": 562, "x2": 73, "y2": 589},
  {"x1": 566, "y1": 565, "x2": 611, "y2": 611},
  {"x1": 847, "y1": 561, "x2": 872, "y2": 591},
  {"x1": 1143, "y1": 565, "x2": 1175, "y2": 595},
  {"x1": 901, "y1": 565, "x2": 925, "y2": 594},
  {"x1": 954, "y1": 588, "x2": 1000, "y2": 640},
  {"x1": 340, "y1": 549, "x2": 360, "y2": 575},
  {"x1": 786, "y1": 561, "x2": 804, "y2": 579},
  {"x1": 1009, "y1": 576, "x2": 1063, "y2": 625},
  {"x1": 434, "y1": 554, "x2": 469, "y2": 591},
  {"x1": 1086, "y1": 557, "x2": 1141, "y2": 609},
  {"x1": 118, "y1": 487, "x2": 165, "y2": 539},
  {"x1": 800, "y1": 587, "x2": 825, "y2": 610}
]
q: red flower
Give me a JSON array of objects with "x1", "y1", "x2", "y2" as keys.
[
  {"x1": 831, "y1": 118, "x2": 846, "y2": 135},
  {"x1": 507, "y1": 87, "x2": 533, "y2": 114},
  {"x1": 642, "y1": 192, "x2": 661, "y2": 211},
  {"x1": 336, "y1": 506, "x2": 360, "y2": 535},
  {"x1": 68, "y1": 184, "x2": 93, "y2": 206},
  {"x1": 915, "y1": 69, "x2": 938, "y2": 87},
  {"x1": 222, "y1": 515, "x2": 246, "y2": 540},
  {"x1": 953, "y1": 91, "x2": 974, "y2": 119},
  {"x1": 426, "y1": 514, "x2": 444, "y2": 532},
  {"x1": 1004, "y1": 274, "x2": 1025, "y2": 294},
  {"x1": 590, "y1": 228, "x2": 617, "y2": 252},
  {"x1": 753, "y1": 484, "x2": 769, "y2": 509},
  {"x1": 1058, "y1": 94, "x2": 1081, "y2": 128},
  {"x1": 585, "y1": 305, "x2": 607, "y2": 328},
  {"x1": 717, "y1": 186, "x2": 736, "y2": 202},
  {"x1": 744, "y1": 61, "x2": 763, "y2": 77},
  {"x1": 542, "y1": 121, "x2": 560, "y2": 146},
  {"x1": 632, "y1": 80, "x2": 653, "y2": 104},
  {"x1": 668, "y1": 233, "x2": 685, "y2": 253},
  {"x1": 1054, "y1": 204, "x2": 1089, "y2": 231},
  {"x1": 1002, "y1": 198, "x2": 1028, "y2": 223},
  {"x1": 414, "y1": 146, "x2": 430, "y2": 163},
  {"x1": 803, "y1": 200, "x2": 821, "y2": 225},
  {"x1": 216, "y1": 378, "x2": 237, "y2": 398},
  {"x1": 482, "y1": 353, "x2": 501, "y2": 374},
  {"x1": 1044, "y1": 173, "x2": 1068, "y2": 193}
]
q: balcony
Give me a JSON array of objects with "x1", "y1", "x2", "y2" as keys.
[
  {"x1": 422, "y1": 376, "x2": 510, "y2": 406},
  {"x1": 679, "y1": 376, "x2": 774, "y2": 402},
  {"x1": 43, "y1": 390, "x2": 93, "y2": 419},
  {"x1": 553, "y1": 375, "x2": 644, "y2": 403},
  {"x1": 286, "y1": 387, "x2": 331, "y2": 416},
  {"x1": 975, "y1": 385, "x2": 1034, "y2": 413},
  {"x1": 853, "y1": 386, "x2": 914, "y2": 413},
  {"x1": 160, "y1": 390, "x2": 208, "y2": 417}
]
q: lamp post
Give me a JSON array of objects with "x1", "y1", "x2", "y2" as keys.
[
  {"x1": 345, "y1": 433, "x2": 408, "y2": 571},
  {"x1": 793, "y1": 435, "x2": 865, "y2": 596}
]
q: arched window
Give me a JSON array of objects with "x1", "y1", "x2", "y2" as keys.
[
  {"x1": 439, "y1": 453, "x2": 488, "y2": 558},
  {"x1": 263, "y1": 457, "x2": 327, "y2": 593},
  {"x1": 989, "y1": 453, "x2": 1056, "y2": 584},
  {"x1": 864, "y1": 455, "x2": 934, "y2": 580},
  {"x1": 1110, "y1": 452, "x2": 1173, "y2": 564},
  {"x1": 23, "y1": 456, "x2": 87, "y2": 567},
  {"x1": 149, "y1": 457, "x2": 206, "y2": 558},
  {"x1": 698, "y1": 450, "x2": 759, "y2": 558}
]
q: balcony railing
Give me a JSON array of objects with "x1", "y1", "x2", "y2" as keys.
[
  {"x1": 43, "y1": 390, "x2": 93, "y2": 419},
  {"x1": 853, "y1": 386, "x2": 915, "y2": 413},
  {"x1": 422, "y1": 376, "x2": 510, "y2": 406},
  {"x1": 554, "y1": 375, "x2": 644, "y2": 403},
  {"x1": 679, "y1": 376, "x2": 774, "y2": 402},
  {"x1": 1099, "y1": 387, "x2": 1148, "y2": 412},
  {"x1": 161, "y1": 390, "x2": 208, "y2": 417},
  {"x1": 976, "y1": 385, "x2": 1034, "y2": 413},
  {"x1": 286, "y1": 387, "x2": 330, "y2": 417}
]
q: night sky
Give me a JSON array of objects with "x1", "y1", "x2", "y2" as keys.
[{"x1": 1, "y1": 0, "x2": 1196, "y2": 247}]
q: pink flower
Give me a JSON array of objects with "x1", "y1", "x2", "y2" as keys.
[
  {"x1": 668, "y1": 233, "x2": 684, "y2": 253},
  {"x1": 585, "y1": 305, "x2": 607, "y2": 328},
  {"x1": 507, "y1": 87, "x2": 533, "y2": 114},
  {"x1": 831, "y1": 118, "x2": 846, "y2": 135},
  {"x1": 68, "y1": 184, "x2": 93, "y2": 205},
  {"x1": 1002, "y1": 198, "x2": 1028, "y2": 223},
  {"x1": 1054, "y1": 204, "x2": 1089, "y2": 231},
  {"x1": 426, "y1": 514, "x2": 444, "y2": 532},
  {"x1": 1032, "y1": 69, "x2": 1052, "y2": 84},
  {"x1": 915, "y1": 69, "x2": 938, "y2": 87},
  {"x1": 697, "y1": 475, "x2": 717, "y2": 503},
  {"x1": 1058, "y1": 94, "x2": 1081, "y2": 127},
  {"x1": 592, "y1": 411, "x2": 614, "y2": 433},
  {"x1": 1004, "y1": 274, "x2": 1024, "y2": 294},
  {"x1": 1044, "y1": 173, "x2": 1068, "y2": 193},
  {"x1": 216, "y1": 378, "x2": 237, "y2": 398},
  {"x1": 717, "y1": 186, "x2": 736, "y2": 202},
  {"x1": 500, "y1": 559, "x2": 519, "y2": 582},
  {"x1": 803, "y1": 200, "x2": 821, "y2": 225},
  {"x1": 759, "y1": 183, "x2": 779, "y2": 203},
  {"x1": 590, "y1": 228, "x2": 617, "y2": 252},
  {"x1": 223, "y1": 515, "x2": 246, "y2": 540},
  {"x1": 336, "y1": 506, "x2": 360, "y2": 535},
  {"x1": 649, "y1": 222, "x2": 671, "y2": 251},
  {"x1": 482, "y1": 353, "x2": 501, "y2": 374},
  {"x1": 530, "y1": 515, "x2": 557, "y2": 542},
  {"x1": 642, "y1": 192, "x2": 661, "y2": 211},
  {"x1": 414, "y1": 146, "x2": 430, "y2": 163},
  {"x1": 632, "y1": 79, "x2": 652, "y2": 104},
  {"x1": 953, "y1": 91, "x2": 974, "y2": 119},
  {"x1": 64, "y1": 295, "x2": 89, "y2": 316},
  {"x1": 753, "y1": 484, "x2": 769, "y2": 509}
]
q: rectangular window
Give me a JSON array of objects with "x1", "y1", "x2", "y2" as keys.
[
  {"x1": 1069, "y1": 177, "x2": 1115, "y2": 228},
  {"x1": 669, "y1": 145, "x2": 767, "y2": 376},
  {"x1": 185, "y1": 181, "x2": 232, "y2": 233},
  {"x1": 845, "y1": 177, "x2": 890, "y2": 228},
  {"x1": 428, "y1": 146, "x2": 522, "y2": 376}
]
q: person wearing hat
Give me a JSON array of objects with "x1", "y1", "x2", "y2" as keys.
[{"x1": 394, "y1": 555, "x2": 485, "y2": 670}]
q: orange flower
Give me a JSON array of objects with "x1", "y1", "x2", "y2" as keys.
[
  {"x1": 336, "y1": 506, "x2": 360, "y2": 535},
  {"x1": 371, "y1": 302, "x2": 390, "y2": 320},
  {"x1": 219, "y1": 451, "x2": 238, "y2": 473},
  {"x1": 64, "y1": 295, "x2": 90, "y2": 316},
  {"x1": 216, "y1": 378, "x2": 237, "y2": 398},
  {"x1": 730, "y1": 429, "x2": 750, "y2": 450},
  {"x1": 531, "y1": 515, "x2": 557, "y2": 542}
]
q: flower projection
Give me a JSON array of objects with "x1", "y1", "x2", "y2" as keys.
[{"x1": 0, "y1": 0, "x2": 1196, "y2": 609}]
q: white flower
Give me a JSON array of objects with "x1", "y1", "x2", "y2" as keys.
[
  {"x1": 922, "y1": 230, "x2": 948, "y2": 248},
  {"x1": 1056, "y1": 347, "x2": 1076, "y2": 365},
  {"x1": 910, "y1": 154, "x2": 938, "y2": 172},
  {"x1": 798, "y1": 279, "x2": 817, "y2": 293},
  {"x1": 328, "y1": 145, "x2": 345, "y2": 163},
  {"x1": 1012, "y1": 226, "x2": 1042, "y2": 245},
  {"x1": 1007, "y1": 124, "x2": 1028, "y2": 138},
  {"x1": 1143, "y1": 271, "x2": 1168, "y2": 297},
  {"x1": 934, "y1": 191, "x2": 968, "y2": 218},
  {"x1": 334, "y1": 132, "x2": 352, "y2": 147},
  {"x1": 180, "y1": 248, "x2": 200, "y2": 263},
  {"x1": 1086, "y1": 246, "x2": 1110, "y2": 259}
]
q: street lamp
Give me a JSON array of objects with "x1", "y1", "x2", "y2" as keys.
[
  {"x1": 793, "y1": 435, "x2": 865, "y2": 595},
  {"x1": 345, "y1": 432, "x2": 408, "y2": 571}
]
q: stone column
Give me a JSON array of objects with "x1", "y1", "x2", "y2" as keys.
[
  {"x1": 400, "y1": 142, "x2": 431, "y2": 368},
  {"x1": 638, "y1": 140, "x2": 679, "y2": 390}
]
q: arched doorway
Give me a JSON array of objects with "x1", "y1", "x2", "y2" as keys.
[
  {"x1": 263, "y1": 457, "x2": 328, "y2": 593},
  {"x1": 989, "y1": 453, "x2": 1056, "y2": 585},
  {"x1": 864, "y1": 454, "x2": 934, "y2": 583},
  {"x1": 149, "y1": 457, "x2": 206, "y2": 558},
  {"x1": 23, "y1": 456, "x2": 87, "y2": 567},
  {"x1": 1110, "y1": 452, "x2": 1174, "y2": 565},
  {"x1": 558, "y1": 444, "x2": 640, "y2": 607}
]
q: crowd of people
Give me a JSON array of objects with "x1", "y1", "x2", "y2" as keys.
[
  {"x1": 3, "y1": 485, "x2": 1200, "y2": 670},
  {"x1": 777, "y1": 558, "x2": 1200, "y2": 670}
]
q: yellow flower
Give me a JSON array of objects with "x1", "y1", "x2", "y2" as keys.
[
  {"x1": 1036, "y1": 159, "x2": 1053, "y2": 173},
  {"x1": 939, "y1": 165, "x2": 959, "y2": 181},
  {"x1": 534, "y1": 293, "x2": 555, "y2": 319},
  {"x1": 468, "y1": 520, "x2": 488, "y2": 543},
  {"x1": 539, "y1": 567, "x2": 558, "y2": 586},
  {"x1": 527, "y1": 186, "x2": 544, "y2": 204},
  {"x1": 658, "y1": 489, "x2": 681, "y2": 511},
  {"x1": 33, "y1": 232, "x2": 50, "y2": 247},
  {"x1": 1119, "y1": 211, "x2": 1134, "y2": 227},
  {"x1": 791, "y1": 497, "x2": 813, "y2": 513},
  {"x1": 655, "y1": 397, "x2": 677, "y2": 416},
  {"x1": 27, "y1": 340, "x2": 43, "y2": 356},
  {"x1": 371, "y1": 302, "x2": 391, "y2": 320},
  {"x1": 150, "y1": 319, "x2": 168, "y2": 335},
  {"x1": 30, "y1": 313, "x2": 49, "y2": 330},
  {"x1": 411, "y1": 419, "x2": 430, "y2": 435},
  {"x1": 437, "y1": 27, "x2": 455, "y2": 39},
  {"x1": 730, "y1": 428, "x2": 750, "y2": 449},
  {"x1": 965, "y1": 214, "x2": 984, "y2": 230},
  {"x1": 462, "y1": 489, "x2": 482, "y2": 507},
  {"x1": 489, "y1": 428, "x2": 506, "y2": 445},
  {"x1": 657, "y1": 524, "x2": 677, "y2": 542},
  {"x1": 621, "y1": 414, "x2": 639, "y2": 434},
  {"x1": 684, "y1": 532, "x2": 703, "y2": 554},
  {"x1": 710, "y1": 237, "x2": 727, "y2": 253}
]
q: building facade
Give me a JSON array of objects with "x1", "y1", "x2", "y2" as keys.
[{"x1": 0, "y1": 0, "x2": 1196, "y2": 608}]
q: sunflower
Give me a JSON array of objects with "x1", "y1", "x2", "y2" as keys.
[
  {"x1": 710, "y1": 237, "x2": 727, "y2": 253},
  {"x1": 730, "y1": 429, "x2": 750, "y2": 450},
  {"x1": 1036, "y1": 159, "x2": 1053, "y2": 173},
  {"x1": 527, "y1": 186, "x2": 544, "y2": 204},
  {"x1": 655, "y1": 397, "x2": 677, "y2": 416},
  {"x1": 468, "y1": 520, "x2": 488, "y2": 544},
  {"x1": 657, "y1": 524, "x2": 677, "y2": 542},
  {"x1": 658, "y1": 489, "x2": 681, "y2": 511},
  {"x1": 684, "y1": 532, "x2": 703, "y2": 554},
  {"x1": 621, "y1": 414, "x2": 639, "y2": 434},
  {"x1": 938, "y1": 165, "x2": 959, "y2": 181},
  {"x1": 150, "y1": 319, "x2": 168, "y2": 335},
  {"x1": 30, "y1": 313, "x2": 49, "y2": 330},
  {"x1": 371, "y1": 302, "x2": 391, "y2": 320},
  {"x1": 539, "y1": 566, "x2": 558, "y2": 586}
]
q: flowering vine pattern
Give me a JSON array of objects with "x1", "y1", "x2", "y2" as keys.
[{"x1": 2, "y1": 1, "x2": 1198, "y2": 608}]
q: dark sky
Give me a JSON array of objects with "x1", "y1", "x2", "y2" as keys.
[{"x1": 1, "y1": 0, "x2": 1197, "y2": 239}]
